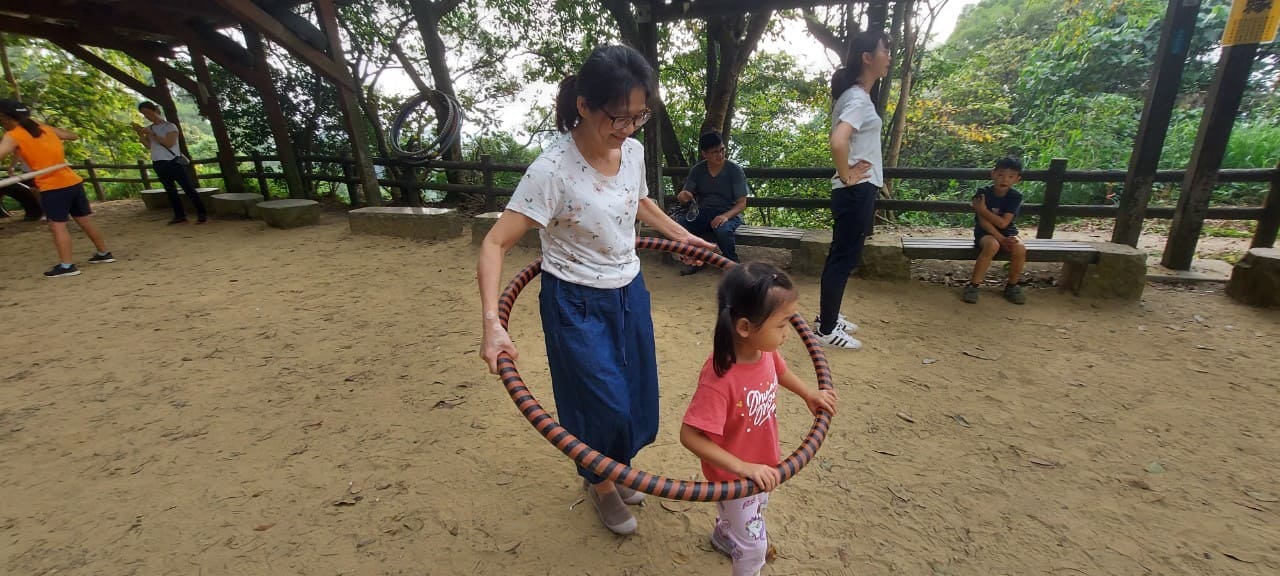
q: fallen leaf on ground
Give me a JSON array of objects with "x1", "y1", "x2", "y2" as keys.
[
  {"x1": 922, "y1": 358, "x2": 938, "y2": 365},
  {"x1": 874, "y1": 449, "x2": 900, "y2": 456},
  {"x1": 253, "y1": 522, "x2": 276, "y2": 531},
  {"x1": 896, "y1": 412, "x2": 915, "y2": 423},
  {"x1": 1245, "y1": 491, "x2": 1278, "y2": 502},
  {"x1": 1028, "y1": 458, "x2": 1057, "y2": 468},
  {"x1": 433, "y1": 399, "x2": 465, "y2": 410},
  {"x1": 963, "y1": 350, "x2": 1003, "y2": 361},
  {"x1": 660, "y1": 500, "x2": 693, "y2": 513},
  {"x1": 1223, "y1": 552, "x2": 1255, "y2": 563},
  {"x1": 502, "y1": 541, "x2": 521, "y2": 553}
]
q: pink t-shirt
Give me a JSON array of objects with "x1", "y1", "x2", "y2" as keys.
[{"x1": 682, "y1": 351, "x2": 787, "y2": 483}]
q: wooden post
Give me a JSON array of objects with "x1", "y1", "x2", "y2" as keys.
[
  {"x1": 1113, "y1": 0, "x2": 1200, "y2": 247},
  {"x1": 314, "y1": 0, "x2": 382, "y2": 206},
  {"x1": 137, "y1": 159, "x2": 152, "y2": 188},
  {"x1": 1162, "y1": 43, "x2": 1259, "y2": 270},
  {"x1": 1037, "y1": 158, "x2": 1067, "y2": 239},
  {"x1": 480, "y1": 154, "x2": 495, "y2": 211},
  {"x1": 338, "y1": 152, "x2": 358, "y2": 207},
  {"x1": 253, "y1": 151, "x2": 269, "y2": 199},
  {"x1": 399, "y1": 163, "x2": 419, "y2": 206},
  {"x1": 83, "y1": 158, "x2": 105, "y2": 202},
  {"x1": 191, "y1": 51, "x2": 245, "y2": 194},
  {"x1": 1253, "y1": 160, "x2": 1280, "y2": 249},
  {"x1": 637, "y1": 7, "x2": 663, "y2": 207},
  {"x1": 244, "y1": 27, "x2": 306, "y2": 199}
]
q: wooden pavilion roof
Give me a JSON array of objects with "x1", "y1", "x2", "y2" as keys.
[{"x1": 0, "y1": 0, "x2": 313, "y2": 59}]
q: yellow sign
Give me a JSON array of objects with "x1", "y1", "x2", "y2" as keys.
[{"x1": 1222, "y1": 0, "x2": 1280, "y2": 45}]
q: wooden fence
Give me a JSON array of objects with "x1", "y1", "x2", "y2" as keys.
[{"x1": 62, "y1": 155, "x2": 1280, "y2": 249}]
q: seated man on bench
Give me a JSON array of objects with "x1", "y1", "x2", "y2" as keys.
[
  {"x1": 675, "y1": 132, "x2": 748, "y2": 275},
  {"x1": 964, "y1": 157, "x2": 1027, "y2": 304}
]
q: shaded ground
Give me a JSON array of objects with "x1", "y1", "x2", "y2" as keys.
[{"x1": 1, "y1": 200, "x2": 1277, "y2": 575}]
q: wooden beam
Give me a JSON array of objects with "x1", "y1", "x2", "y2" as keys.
[
  {"x1": 1113, "y1": 0, "x2": 1200, "y2": 247},
  {"x1": 137, "y1": 55, "x2": 202, "y2": 98},
  {"x1": 0, "y1": 16, "x2": 172, "y2": 59},
  {"x1": 646, "y1": 0, "x2": 847, "y2": 22},
  {"x1": 51, "y1": 42, "x2": 162, "y2": 101},
  {"x1": 191, "y1": 50, "x2": 245, "y2": 194},
  {"x1": 1161, "y1": 43, "x2": 1259, "y2": 270},
  {"x1": 638, "y1": 17, "x2": 662, "y2": 206},
  {"x1": 174, "y1": 22, "x2": 259, "y2": 85},
  {"x1": 244, "y1": 26, "x2": 306, "y2": 199},
  {"x1": 314, "y1": 0, "x2": 381, "y2": 206},
  {"x1": 211, "y1": 0, "x2": 355, "y2": 91}
]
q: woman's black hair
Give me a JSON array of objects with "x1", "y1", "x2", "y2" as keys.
[
  {"x1": 713, "y1": 262, "x2": 798, "y2": 376},
  {"x1": 830, "y1": 30, "x2": 891, "y2": 104},
  {"x1": 554, "y1": 45, "x2": 657, "y2": 133},
  {"x1": 137, "y1": 101, "x2": 160, "y2": 113},
  {"x1": 0, "y1": 99, "x2": 44, "y2": 138}
]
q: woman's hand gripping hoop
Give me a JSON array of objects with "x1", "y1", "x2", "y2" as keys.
[{"x1": 494, "y1": 237, "x2": 835, "y2": 502}]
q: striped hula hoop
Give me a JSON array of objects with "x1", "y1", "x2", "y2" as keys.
[{"x1": 494, "y1": 236, "x2": 834, "y2": 502}]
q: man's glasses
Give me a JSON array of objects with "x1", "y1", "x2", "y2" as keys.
[
  {"x1": 605, "y1": 109, "x2": 653, "y2": 130},
  {"x1": 704, "y1": 146, "x2": 727, "y2": 157}
]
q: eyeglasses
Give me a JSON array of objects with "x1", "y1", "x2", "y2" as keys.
[
  {"x1": 605, "y1": 109, "x2": 652, "y2": 130},
  {"x1": 704, "y1": 146, "x2": 726, "y2": 157}
]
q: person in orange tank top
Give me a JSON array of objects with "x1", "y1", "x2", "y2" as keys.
[{"x1": 0, "y1": 99, "x2": 114, "y2": 277}]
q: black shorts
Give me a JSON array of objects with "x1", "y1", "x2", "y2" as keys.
[{"x1": 41, "y1": 183, "x2": 92, "y2": 222}]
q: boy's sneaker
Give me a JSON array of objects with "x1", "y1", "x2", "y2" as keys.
[
  {"x1": 962, "y1": 283, "x2": 980, "y2": 304},
  {"x1": 814, "y1": 313, "x2": 858, "y2": 334},
  {"x1": 816, "y1": 327, "x2": 862, "y2": 350},
  {"x1": 88, "y1": 252, "x2": 115, "y2": 264},
  {"x1": 43, "y1": 264, "x2": 81, "y2": 278},
  {"x1": 1003, "y1": 283, "x2": 1026, "y2": 305}
]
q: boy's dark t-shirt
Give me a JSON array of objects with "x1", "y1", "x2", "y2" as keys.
[
  {"x1": 685, "y1": 160, "x2": 748, "y2": 216},
  {"x1": 974, "y1": 185, "x2": 1022, "y2": 239}
]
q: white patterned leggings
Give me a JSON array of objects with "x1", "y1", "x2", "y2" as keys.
[{"x1": 712, "y1": 493, "x2": 770, "y2": 576}]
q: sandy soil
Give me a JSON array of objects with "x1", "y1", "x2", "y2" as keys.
[{"x1": 1, "y1": 200, "x2": 1277, "y2": 575}]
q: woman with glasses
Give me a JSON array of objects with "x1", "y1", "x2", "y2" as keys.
[{"x1": 477, "y1": 45, "x2": 715, "y2": 536}]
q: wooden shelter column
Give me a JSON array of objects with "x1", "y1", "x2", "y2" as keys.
[
  {"x1": 314, "y1": 0, "x2": 382, "y2": 206},
  {"x1": 637, "y1": 2, "x2": 662, "y2": 206},
  {"x1": 1113, "y1": 0, "x2": 1200, "y2": 248},
  {"x1": 1161, "y1": 43, "x2": 1259, "y2": 270},
  {"x1": 244, "y1": 27, "x2": 306, "y2": 199},
  {"x1": 191, "y1": 51, "x2": 245, "y2": 193}
]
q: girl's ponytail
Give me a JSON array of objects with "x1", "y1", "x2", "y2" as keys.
[{"x1": 712, "y1": 304, "x2": 738, "y2": 377}]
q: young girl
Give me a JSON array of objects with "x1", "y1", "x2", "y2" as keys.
[
  {"x1": 817, "y1": 30, "x2": 893, "y2": 350},
  {"x1": 681, "y1": 262, "x2": 838, "y2": 575},
  {"x1": 477, "y1": 45, "x2": 714, "y2": 536}
]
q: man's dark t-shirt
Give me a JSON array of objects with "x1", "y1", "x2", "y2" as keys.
[
  {"x1": 973, "y1": 185, "x2": 1022, "y2": 239},
  {"x1": 685, "y1": 160, "x2": 748, "y2": 216}
]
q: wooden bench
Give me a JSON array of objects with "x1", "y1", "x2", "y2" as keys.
[{"x1": 865, "y1": 236, "x2": 1147, "y2": 300}]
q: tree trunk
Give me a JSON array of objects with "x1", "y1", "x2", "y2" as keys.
[
  {"x1": 885, "y1": 1, "x2": 916, "y2": 199},
  {"x1": 879, "y1": 0, "x2": 907, "y2": 116},
  {"x1": 406, "y1": 0, "x2": 465, "y2": 199},
  {"x1": 701, "y1": 12, "x2": 772, "y2": 137}
]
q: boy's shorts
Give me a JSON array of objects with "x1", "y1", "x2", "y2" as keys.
[{"x1": 41, "y1": 183, "x2": 92, "y2": 222}]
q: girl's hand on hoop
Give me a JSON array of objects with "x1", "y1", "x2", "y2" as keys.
[
  {"x1": 481, "y1": 323, "x2": 518, "y2": 375},
  {"x1": 804, "y1": 389, "x2": 839, "y2": 417},
  {"x1": 738, "y1": 462, "x2": 782, "y2": 492}
]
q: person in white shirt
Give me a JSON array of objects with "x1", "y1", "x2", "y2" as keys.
[
  {"x1": 132, "y1": 102, "x2": 207, "y2": 224},
  {"x1": 816, "y1": 31, "x2": 892, "y2": 351},
  {"x1": 477, "y1": 45, "x2": 715, "y2": 537}
]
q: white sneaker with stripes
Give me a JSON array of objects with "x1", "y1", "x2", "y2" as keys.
[
  {"x1": 815, "y1": 313, "x2": 858, "y2": 334},
  {"x1": 816, "y1": 327, "x2": 862, "y2": 350}
]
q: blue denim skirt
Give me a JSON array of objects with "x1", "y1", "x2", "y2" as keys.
[{"x1": 539, "y1": 271, "x2": 660, "y2": 484}]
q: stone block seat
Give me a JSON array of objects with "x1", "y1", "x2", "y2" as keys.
[
  {"x1": 257, "y1": 199, "x2": 321, "y2": 229},
  {"x1": 140, "y1": 187, "x2": 218, "y2": 212},
  {"x1": 210, "y1": 192, "x2": 263, "y2": 219},
  {"x1": 1226, "y1": 247, "x2": 1280, "y2": 308},
  {"x1": 349, "y1": 207, "x2": 464, "y2": 240}
]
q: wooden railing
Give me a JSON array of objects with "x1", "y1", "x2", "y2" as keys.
[{"x1": 61, "y1": 155, "x2": 1280, "y2": 248}]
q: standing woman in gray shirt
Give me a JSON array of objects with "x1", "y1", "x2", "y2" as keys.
[
  {"x1": 132, "y1": 101, "x2": 207, "y2": 224},
  {"x1": 815, "y1": 31, "x2": 891, "y2": 351}
]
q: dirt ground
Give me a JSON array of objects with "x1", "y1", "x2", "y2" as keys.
[{"x1": 1, "y1": 200, "x2": 1277, "y2": 576}]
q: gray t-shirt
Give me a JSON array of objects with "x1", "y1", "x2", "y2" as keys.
[
  {"x1": 684, "y1": 160, "x2": 748, "y2": 215},
  {"x1": 148, "y1": 122, "x2": 181, "y2": 162}
]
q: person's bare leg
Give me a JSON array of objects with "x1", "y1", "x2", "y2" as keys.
[
  {"x1": 970, "y1": 236, "x2": 1000, "y2": 284},
  {"x1": 72, "y1": 215, "x2": 108, "y2": 253},
  {"x1": 48, "y1": 221, "x2": 73, "y2": 263},
  {"x1": 1006, "y1": 238, "x2": 1026, "y2": 286}
]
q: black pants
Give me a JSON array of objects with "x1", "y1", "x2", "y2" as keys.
[
  {"x1": 818, "y1": 183, "x2": 878, "y2": 334},
  {"x1": 154, "y1": 159, "x2": 206, "y2": 220}
]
